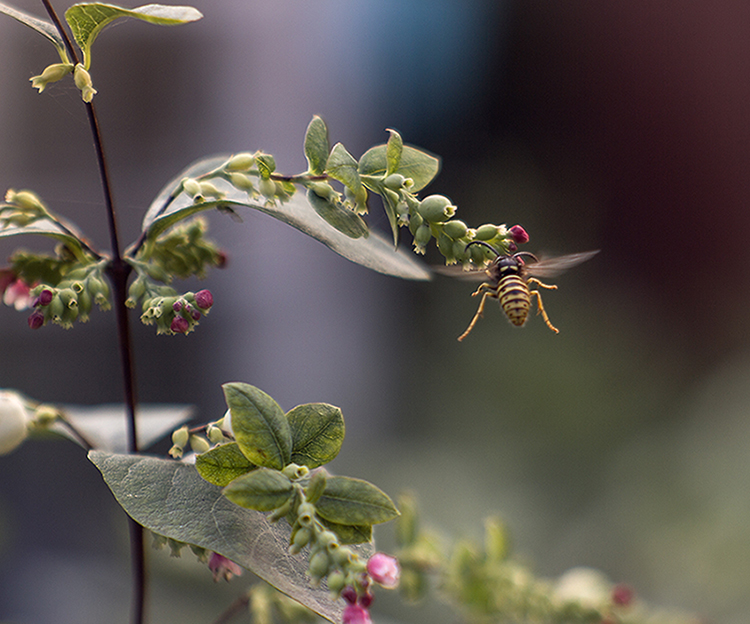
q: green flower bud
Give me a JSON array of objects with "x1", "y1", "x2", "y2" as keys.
[
  {"x1": 258, "y1": 177, "x2": 277, "y2": 198},
  {"x1": 327, "y1": 570, "x2": 346, "y2": 596},
  {"x1": 189, "y1": 434, "x2": 210, "y2": 454},
  {"x1": 207, "y1": 424, "x2": 224, "y2": 444},
  {"x1": 29, "y1": 63, "x2": 74, "y2": 93},
  {"x1": 225, "y1": 152, "x2": 255, "y2": 171},
  {"x1": 73, "y1": 64, "x2": 97, "y2": 102},
  {"x1": 332, "y1": 545, "x2": 353, "y2": 567},
  {"x1": 474, "y1": 223, "x2": 501, "y2": 241},
  {"x1": 443, "y1": 219, "x2": 468, "y2": 240},
  {"x1": 311, "y1": 182, "x2": 335, "y2": 200},
  {"x1": 291, "y1": 526, "x2": 312, "y2": 552},
  {"x1": 408, "y1": 211, "x2": 424, "y2": 235},
  {"x1": 7, "y1": 190, "x2": 46, "y2": 213},
  {"x1": 383, "y1": 173, "x2": 406, "y2": 190},
  {"x1": 182, "y1": 177, "x2": 201, "y2": 197},
  {"x1": 304, "y1": 469, "x2": 328, "y2": 505},
  {"x1": 413, "y1": 224, "x2": 432, "y2": 254},
  {"x1": 172, "y1": 425, "x2": 189, "y2": 448},
  {"x1": 228, "y1": 172, "x2": 254, "y2": 192},
  {"x1": 308, "y1": 550, "x2": 330, "y2": 582},
  {"x1": 198, "y1": 181, "x2": 223, "y2": 199},
  {"x1": 417, "y1": 195, "x2": 456, "y2": 223},
  {"x1": 297, "y1": 502, "x2": 316, "y2": 527}
]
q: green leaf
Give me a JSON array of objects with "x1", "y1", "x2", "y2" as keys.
[
  {"x1": 304, "y1": 116, "x2": 330, "y2": 176},
  {"x1": 318, "y1": 517, "x2": 372, "y2": 545},
  {"x1": 65, "y1": 3, "x2": 203, "y2": 69},
  {"x1": 223, "y1": 383, "x2": 292, "y2": 471},
  {"x1": 141, "y1": 155, "x2": 431, "y2": 281},
  {"x1": 0, "y1": 2, "x2": 67, "y2": 60},
  {"x1": 385, "y1": 128, "x2": 403, "y2": 176},
  {"x1": 0, "y1": 216, "x2": 88, "y2": 257},
  {"x1": 316, "y1": 476, "x2": 399, "y2": 526},
  {"x1": 359, "y1": 143, "x2": 440, "y2": 192},
  {"x1": 195, "y1": 442, "x2": 256, "y2": 487},
  {"x1": 89, "y1": 451, "x2": 372, "y2": 622},
  {"x1": 326, "y1": 143, "x2": 362, "y2": 194},
  {"x1": 223, "y1": 467, "x2": 294, "y2": 512},
  {"x1": 306, "y1": 190, "x2": 369, "y2": 239},
  {"x1": 287, "y1": 403, "x2": 344, "y2": 469},
  {"x1": 49, "y1": 404, "x2": 193, "y2": 452}
]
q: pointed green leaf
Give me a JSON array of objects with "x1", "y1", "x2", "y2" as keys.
[
  {"x1": 306, "y1": 190, "x2": 368, "y2": 239},
  {"x1": 89, "y1": 451, "x2": 372, "y2": 622},
  {"x1": 287, "y1": 403, "x2": 344, "y2": 469},
  {"x1": 316, "y1": 476, "x2": 399, "y2": 526},
  {"x1": 141, "y1": 155, "x2": 431, "y2": 281},
  {"x1": 65, "y1": 3, "x2": 203, "y2": 68},
  {"x1": 223, "y1": 383, "x2": 292, "y2": 471},
  {"x1": 359, "y1": 144, "x2": 440, "y2": 192},
  {"x1": 195, "y1": 442, "x2": 256, "y2": 487},
  {"x1": 223, "y1": 468, "x2": 294, "y2": 512},
  {"x1": 385, "y1": 129, "x2": 403, "y2": 176},
  {"x1": 304, "y1": 116, "x2": 330, "y2": 176},
  {"x1": 325, "y1": 143, "x2": 362, "y2": 194},
  {"x1": 0, "y1": 2, "x2": 67, "y2": 60},
  {"x1": 319, "y1": 517, "x2": 372, "y2": 545},
  {"x1": 0, "y1": 215, "x2": 88, "y2": 256}
]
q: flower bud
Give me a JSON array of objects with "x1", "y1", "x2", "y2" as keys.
[
  {"x1": 474, "y1": 224, "x2": 501, "y2": 241},
  {"x1": 327, "y1": 570, "x2": 346, "y2": 595},
  {"x1": 182, "y1": 178, "x2": 202, "y2": 197},
  {"x1": 258, "y1": 177, "x2": 277, "y2": 198},
  {"x1": 297, "y1": 502, "x2": 316, "y2": 527},
  {"x1": 342, "y1": 603, "x2": 372, "y2": 624},
  {"x1": 311, "y1": 182, "x2": 335, "y2": 200},
  {"x1": 509, "y1": 224, "x2": 529, "y2": 244},
  {"x1": 383, "y1": 173, "x2": 405, "y2": 190},
  {"x1": 417, "y1": 195, "x2": 456, "y2": 223},
  {"x1": 194, "y1": 289, "x2": 213, "y2": 310},
  {"x1": 0, "y1": 391, "x2": 29, "y2": 455},
  {"x1": 208, "y1": 553, "x2": 243, "y2": 582},
  {"x1": 73, "y1": 64, "x2": 97, "y2": 102},
  {"x1": 29, "y1": 63, "x2": 74, "y2": 93},
  {"x1": 207, "y1": 424, "x2": 224, "y2": 444},
  {"x1": 304, "y1": 468, "x2": 328, "y2": 504},
  {"x1": 198, "y1": 181, "x2": 223, "y2": 199},
  {"x1": 413, "y1": 224, "x2": 432, "y2": 254},
  {"x1": 170, "y1": 315, "x2": 190, "y2": 334},
  {"x1": 34, "y1": 288, "x2": 54, "y2": 306},
  {"x1": 442, "y1": 219, "x2": 468, "y2": 240},
  {"x1": 9, "y1": 190, "x2": 45, "y2": 213},
  {"x1": 189, "y1": 434, "x2": 210, "y2": 454},
  {"x1": 225, "y1": 152, "x2": 255, "y2": 171},
  {"x1": 366, "y1": 553, "x2": 400, "y2": 589},
  {"x1": 228, "y1": 172, "x2": 254, "y2": 192},
  {"x1": 290, "y1": 526, "x2": 312, "y2": 553},
  {"x1": 27, "y1": 310, "x2": 45, "y2": 329},
  {"x1": 308, "y1": 550, "x2": 331, "y2": 582},
  {"x1": 172, "y1": 425, "x2": 189, "y2": 448}
]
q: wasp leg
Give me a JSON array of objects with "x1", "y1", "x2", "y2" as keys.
[
  {"x1": 458, "y1": 289, "x2": 496, "y2": 341},
  {"x1": 527, "y1": 277, "x2": 557, "y2": 291},
  {"x1": 529, "y1": 289, "x2": 559, "y2": 333},
  {"x1": 470, "y1": 282, "x2": 496, "y2": 298}
]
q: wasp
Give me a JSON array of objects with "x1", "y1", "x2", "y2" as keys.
[{"x1": 450, "y1": 242, "x2": 599, "y2": 341}]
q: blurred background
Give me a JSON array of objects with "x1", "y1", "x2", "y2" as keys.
[{"x1": 2, "y1": 1, "x2": 750, "y2": 622}]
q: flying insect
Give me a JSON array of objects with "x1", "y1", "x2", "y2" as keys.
[{"x1": 451, "y1": 242, "x2": 599, "y2": 341}]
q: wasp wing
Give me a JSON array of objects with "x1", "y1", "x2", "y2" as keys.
[
  {"x1": 524, "y1": 250, "x2": 600, "y2": 278},
  {"x1": 432, "y1": 264, "x2": 491, "y2": 282}
]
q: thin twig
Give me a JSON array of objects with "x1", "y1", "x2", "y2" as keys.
[{"x1": 211, "y1": 593, "x2": 251, "y2": 624}]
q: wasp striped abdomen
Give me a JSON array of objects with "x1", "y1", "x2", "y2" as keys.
[{"x1": 497, "y1": 275, "x2": 532, "y2": 326}]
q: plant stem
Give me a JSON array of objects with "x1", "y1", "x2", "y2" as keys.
[{"x1": 41, "y1": 2, "x2": 146, "y2": 623}]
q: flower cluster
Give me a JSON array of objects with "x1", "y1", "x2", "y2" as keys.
[{"x1": 137, "y1": 288, "x2": 214, "y2": 335}]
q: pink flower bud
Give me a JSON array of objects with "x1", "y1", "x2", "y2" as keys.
[
  {"x1": 37, "y1": 289, "x2": 53, "y2": 307},
  {"x1": 28, "y1": 310, "x2": 45, "y2": 329},
  {"x1": 208, "y1": 553, "x2": 243, "y2": 582},
  {"x1": 341, "y1": 586, "x2": 358, "y2": 605},
  {"x1": 612, "y1": 583, "x2": 634, "y2": 606},
  {"x1": 195, "y1": 289, "x2": 213, "y2": 310},
  {"x1": 342, "y1": 604, "x2": 372, "y2": 624},
  {"x1": 509, "y1": 224, "x2": 529, "y2": 245},
  {"x1": 190, "y1": 309, "x2": 201, "y2": 321},
  {"x1": 366, "y1": 552, "x2": 400, "y2": 589},
  {"x1": 358, "y1": 592, "x2": 374, "y2": 608},
  {"x1": 170, "y1": 315, "x2": 189, "y2": 334},
  {"x1": 3, "y1": 279, "x2": 33, "y2": 310},
  {"x1": 172, "y1": 300, "x2": 183, "y2": 312}
]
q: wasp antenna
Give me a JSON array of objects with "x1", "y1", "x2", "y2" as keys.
[
  {"x1": 512, "y1": 251, "x2": 539, "y2": 263},
  {"x1": 464, "y1": 240, "x2": 501, "y2": 257}
]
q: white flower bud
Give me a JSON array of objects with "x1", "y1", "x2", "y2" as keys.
[{"x1": 0, "y1": 391, "x2": 29, "y2": 455}]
